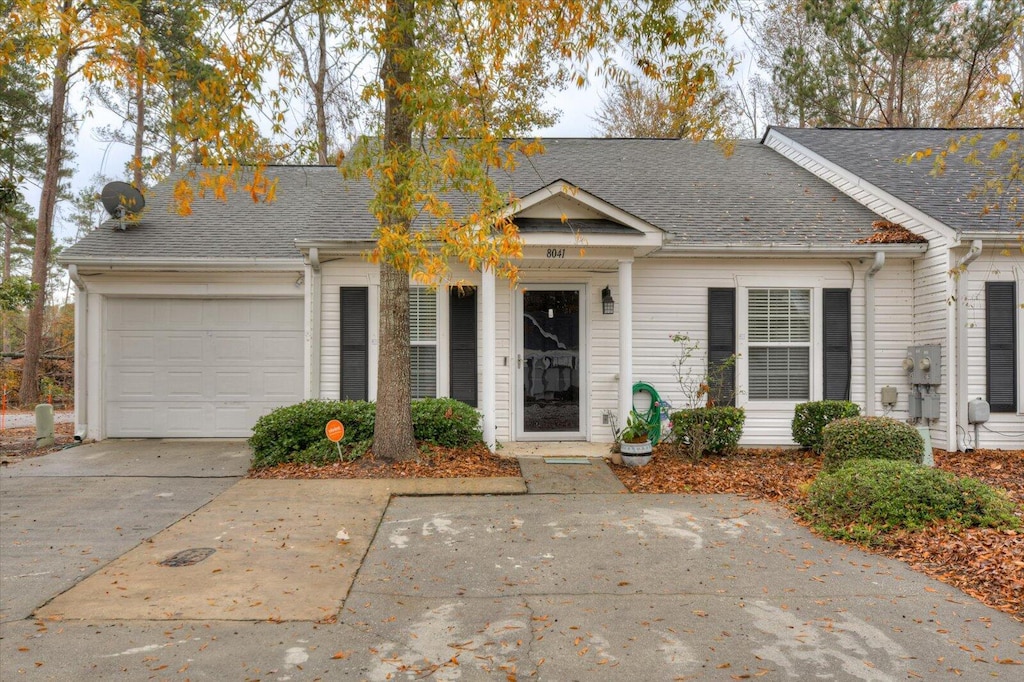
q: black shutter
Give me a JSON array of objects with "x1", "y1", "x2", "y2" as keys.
[
  {"x1": 708, "y1": 288, "x2": 736, "y2": 406},
  {"x1": 823, "y1": 288, "x2": 852, "y2": 401},
  {"x1": 340, "y1": 287, "x2": 369, "y2": 401},
  {"x1": 449, "y1": 287, "x2": 478, "y2": 407},
  {"x1": 986, "y1": 282, "x2": 1017, "y2": 412}
]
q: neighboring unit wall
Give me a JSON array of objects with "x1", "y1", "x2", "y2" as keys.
[
  {"x1": 961, "y1": 247, "x2": 1024, "y2": 450},
  {"x1": 765, "y1": 132, "x2": 957, "y2": 449}
]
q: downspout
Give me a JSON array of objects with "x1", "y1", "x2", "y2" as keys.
[
  {"x1": 308, "y1": 247, "x2": 322, "y2": 399},
  {"x1": 954, "y1": 240, "x2": 983, "y2": 449},
  {"x1": 68, "y1": 265, "x2": 87, "y2": 440},
  {"x1": 865, "y1": 252, "x2": 885, "y2": 416}
]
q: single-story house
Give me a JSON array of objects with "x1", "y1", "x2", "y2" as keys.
[{"x1": 60, "y1": 127, "x2": 1024, "y2": 451}]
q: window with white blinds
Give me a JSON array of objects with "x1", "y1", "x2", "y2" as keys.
[
  {"x1": 409, "y1": 287, "x2": 437, "y2": 398},
  {"x1": 748, "y1": 289, "x2": 810, "y2": 400}
]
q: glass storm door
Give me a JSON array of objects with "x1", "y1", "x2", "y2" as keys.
[{"x1": 517, "y1": 287, "x2": 585, "y2": 439}]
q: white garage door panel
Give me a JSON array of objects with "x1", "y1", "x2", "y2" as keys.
[{"x1": 105, "y1": 298, "x2": 304, "y2": 437}]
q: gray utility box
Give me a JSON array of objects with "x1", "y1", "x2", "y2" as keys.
[{"x1": 904, "y1": 345, "x2": 941, "y2": 386}]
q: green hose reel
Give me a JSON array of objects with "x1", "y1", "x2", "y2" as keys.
[{"x1": 631, "y1": 381, "x2": 670, "y2": 445}]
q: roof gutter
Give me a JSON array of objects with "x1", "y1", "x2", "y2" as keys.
[
  {"x1": 655, "y1": 244, "x2": 927, "y2": 257},
  {"x1": 59, "y1": 257, "x2": 303, "y2": 271},
  {"x1": 953, "y1": 240, "x2": 983, "y2": 449},
  {"x1": 294, "y1": 240, "x2": 378, "y2": 253},
  {"x1": 68, "y1": 265, "x2": 88, "y2": 441},
  {"x1": 864, "y1": 252, "x2": 885, "y2": 416}
]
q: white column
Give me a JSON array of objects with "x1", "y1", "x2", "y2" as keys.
[
  {"x1": 618, "y1": 259, "x2": 634, "y2": 430},
  {"x1": 481, "y1": 267, "x2": 497, "y2": 450}
]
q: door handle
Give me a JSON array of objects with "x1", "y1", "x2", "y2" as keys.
[{"x1": 517, "y1": 354, "x2": 522, "y2": 369}]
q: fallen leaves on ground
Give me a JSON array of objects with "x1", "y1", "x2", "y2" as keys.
[
  {"x1": 611, "y1": 446, "x2": 1023, "y2": 621},
  {"x1": 611, "y1": 447, "x2": 822, "y2": 499},
  {"x1": 0, "y1": 421, "x2": 77, "y2": 462},
  {"x1": 248, "y1": 443, "x2": 520, "y2": 480}
]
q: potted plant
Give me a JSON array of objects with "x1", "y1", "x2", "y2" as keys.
[{"x1": 618, "y1": 411, "x2": 653, "y2": 466}]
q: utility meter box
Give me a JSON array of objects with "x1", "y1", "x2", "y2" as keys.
[
  {"x1": 968, "y1": 398, "x2": 990, "y2": 424},
  {"x1": 921, "y1": 391, "x2": 941, "y2": 419},
  {"x1": 904, "y1": 345, "x2": 941, "y2": 385}
]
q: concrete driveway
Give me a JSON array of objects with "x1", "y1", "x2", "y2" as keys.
[
  {"x1": 1, "y1": 446, "x2": 1022, "y2": 680},
  {"x1": 1, "y1": 440, "x2": 250, "y2": 623}
]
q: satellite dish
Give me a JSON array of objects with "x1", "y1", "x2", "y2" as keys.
[{"x1": 100, "y1": 181, "x2": 145, "y2": 231}]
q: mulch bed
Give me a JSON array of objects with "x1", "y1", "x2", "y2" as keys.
[
  {"x1": 611, "y1": 446, "x2": 1024, "y2": 622},
  {"x1": 1, "y1": 421, "x2": 76, "y2": 463},
  {"x1": 249, "y1": 443, "x2": 521, "y2": 480}
]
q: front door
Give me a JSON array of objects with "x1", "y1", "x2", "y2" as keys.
[{"x1": 516, "y1": 286, "x2": 586, "y2": 440}]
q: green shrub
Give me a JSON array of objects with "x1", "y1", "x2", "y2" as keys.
[
  {"x1": 801, "y1": 459, "x2": 1020, "y2": 544},
  {"x1": 821, "y1": 416, "x2": 923, "y2": 472},
  {"x1": 249, "y1": 400, "x2": 376, "y2": 468},
  {"x1": 669, "y1": 406, "x2": 745, "y2": 459},
  {"x1": 792, "y1": 400, "x2": 861, "y2": 452},
  {"x1": 411, "y1": 397, "x2": 483, "y2": 448}
]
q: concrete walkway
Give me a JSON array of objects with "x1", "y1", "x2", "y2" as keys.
[{"x1": 2, "y1": 441, "x2": 1022, "y2": 680}]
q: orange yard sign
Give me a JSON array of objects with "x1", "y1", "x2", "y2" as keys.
[{"x1": 326, "y1": 420, "x2": 345, "y2": 442}]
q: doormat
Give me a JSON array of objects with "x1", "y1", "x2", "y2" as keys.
[{"x1": 542, "y1": 457, "x2": 592, "y2": 465}]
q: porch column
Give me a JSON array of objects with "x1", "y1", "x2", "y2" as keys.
[
  {"x1": 481, "y1": 267, "x2": 497, "y2": 450},
  {"x1": 618, "y1": 258, "x2": 634, "y2": 430}
]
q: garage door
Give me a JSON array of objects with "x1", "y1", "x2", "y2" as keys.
[{"x1": 105, "y1": 298, "x2": 304, "y2": 437}]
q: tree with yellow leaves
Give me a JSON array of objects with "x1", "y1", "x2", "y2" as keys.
[{"x1": 338, "y1": 0, "x2": 734, "y2": 459}]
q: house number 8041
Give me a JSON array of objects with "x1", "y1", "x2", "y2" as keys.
[{"x1": 546, "y1": 248, "x2": 566, "y2": 259}]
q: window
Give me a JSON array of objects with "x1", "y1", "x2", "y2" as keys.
[
  {"x1": 748, "y1": 288, "x2": 811, "y2": 400},
  {"x1": 410, "y1": 287, "x2": 437, "y2": 399}
]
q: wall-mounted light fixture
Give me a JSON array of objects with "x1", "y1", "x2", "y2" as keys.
[{"x1": 602, "y1": 286, "x2": 615, "y2": 315}]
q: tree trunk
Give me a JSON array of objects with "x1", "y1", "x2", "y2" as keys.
[
  {"x1": 372, "y1": 0, "x2": 417, "y2": 461},
  {"x1": 21, "y1": 6, "x2": 71, "y2": 406},
  {"x1": 315, "y1": 10, "x2": 329, "y2": 164},
  {"x1": 133, "y1": 40, "x2": 146, "y2": 189}
]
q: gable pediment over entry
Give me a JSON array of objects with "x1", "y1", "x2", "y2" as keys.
[{"x1": 505, "y1": 179, "x2": 663, "y2": 256}]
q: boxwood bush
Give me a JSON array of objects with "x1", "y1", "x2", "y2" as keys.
[
  {"x1": 670, "y1": 406, "x2": 745, "y2": 459},
  {"x1": 821, "y1": 416, "x2": 923, "y2": 472},
  {"x1": 411, "y1": 397, "x2": 483, "y2": 448},
  {"x1": 801, "y1": 459, "x2": 1020, "y2": 544},
  {"x1": 249, "y1": 400, "x2": 375, "y2": 468},
  {"x1": 792, "y1": 400, "x2": 861, "y2": 452}
]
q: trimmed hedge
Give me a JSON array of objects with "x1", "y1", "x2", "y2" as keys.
[
  {"x1": 249, "y1": 400, "x2": 376, "y2": 468},
  {"x1": 802, "y1": 459, "x2": 1020, "y2": 544},
  {"x1": 821, "y1": 416, "x2": 923, "y2": 472},
  {"x1": 670, "y1": 406, "x2": 745, "y2": 458},
  {"x1": 792, "y1": 400, "x2": 860, "y2": 452},
  {"x1": 411, "y1": 397, "x2": 483, "y2": 448},
  {"x1": 249, "y1": 398, "x2": 484, "y2": 468}
]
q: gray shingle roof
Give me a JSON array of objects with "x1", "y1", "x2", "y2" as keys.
[
  {"x1": 772, "y1": 127, "x2": 1024, "y2": 235},
  {"x1": 62, "y1": 139, "x2": 888, "y2": 263}
]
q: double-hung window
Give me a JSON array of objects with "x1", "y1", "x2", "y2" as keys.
[
  {"x1": 409, "y1": 287, "x2": 438, "y2": 398},
  {"x1": 747, "y1": 288, "x2": 811, "y2": 401}
]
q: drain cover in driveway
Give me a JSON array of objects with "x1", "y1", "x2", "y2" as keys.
[
  {"x1": 542, "y1": 457, "x2": 592, "y2": 464},
  {"x1": 159, "y1": 548, "x2": 216, "y2": 567}
]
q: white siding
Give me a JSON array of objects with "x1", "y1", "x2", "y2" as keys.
[
  {"x1": 312, "y1": 255, "x2": 921, "y2": 447},
  {"x1": 962, "y1": 248, "x2": 1024, "y2": 450},
  {"x1": 318, "y1": 260, "x2": 379, "y2": 400},
  {"x1": 631, "y1": 257, "x2": 914, "y2": 446}
]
